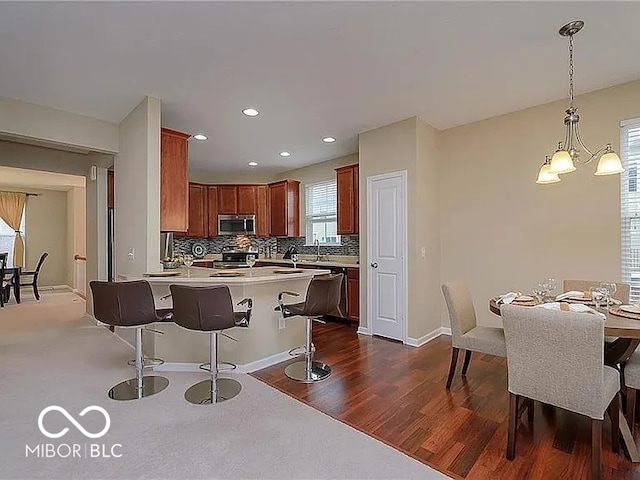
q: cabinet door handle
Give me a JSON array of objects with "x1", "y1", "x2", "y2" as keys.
[{"x1": 370, "y1": 262, "x2": 378, "y2": 269}]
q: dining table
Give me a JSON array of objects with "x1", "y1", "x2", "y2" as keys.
[
  {"x1": 489, "y1": 297, "x2": 640, "y2": 463},
  {"x1": 3, "y1": 266, "x2": 21, "y2": 304}
]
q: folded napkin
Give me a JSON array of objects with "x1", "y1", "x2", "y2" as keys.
[
  {"x1": 496, "y1": 291, "x2": 522, "y2": 305},
  {"x1": 534, "y1": 301, "x2": 606, "y2": 320},
  {"x1": 555, "y1": 290, "x2": 622, "y2": 305},
  {"x1": 555, "y1": 290, "x2": 585, "y2": 301}
]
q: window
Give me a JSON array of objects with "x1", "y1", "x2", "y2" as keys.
[
  {"x1": 621, "y1": 118, "x2": 640, "y2": 303},
  {"x1": 305, "y1": 180, "x2": 340, "y2": 245},
  {"x1": 0, "y1": 208, "x2": 25, "y2": 268}
]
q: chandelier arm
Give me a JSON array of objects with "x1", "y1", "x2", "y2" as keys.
[{"x1": 574, "y1": 125, "x2": 595, "y2": 161}]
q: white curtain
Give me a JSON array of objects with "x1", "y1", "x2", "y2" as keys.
[{"x1": 0, "y1": 192, "x2": 26, "y2": 267}]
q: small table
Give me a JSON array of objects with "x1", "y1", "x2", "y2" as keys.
[
  {"x1": 4, "y1": 267, "x2": 21, "y2": 304},
  {"x1": 489, "y1": 298, "x2": 640, "y2": 462}
]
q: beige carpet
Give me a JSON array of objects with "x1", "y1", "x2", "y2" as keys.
[
  {"x1": 0, "y1": 314, "x2": 449, "y2": 479},
  {"x1": 0, "y1": 290, "x2": 86, "y2": 334}
]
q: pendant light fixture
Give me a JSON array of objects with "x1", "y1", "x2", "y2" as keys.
[{"x1": 537, "y1": 20, "x2": 624, "y2": 184}]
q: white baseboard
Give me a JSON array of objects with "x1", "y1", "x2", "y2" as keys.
[
  {"x1": 405, "y1": 326, "x2": 450, "y2": 347},
  {"x1": 23, "y1": 284, "x2": 71, "y2": 292},
  {"x1": 154, "y1": 349, "x2": 293, "y2": 374},
  {"x1": 357, "y1": 326, "x2": 371, "y2": 336}
]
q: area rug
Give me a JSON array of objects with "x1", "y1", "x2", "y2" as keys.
[{"x1": 0, "y1": 320, "x2": 449, "y2": 479}]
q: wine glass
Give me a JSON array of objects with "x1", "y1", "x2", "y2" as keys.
[
  {"x1": 291, "y1": 253, "x2": 298, "y2": 269},
  {"x1": 533, "y1": 283, "x2": 546, "y2": 303},
  {"x1": 607, "y1": 283, "x2": 617, "y2": 305},
  {"x1": 246, "y1": 254, "x2": 256, "y2": 276},
  {"x1": 599, "y1": 282, "x2": 612, "y2": 306},
  {"x1": 545, "y1": 277, "x2": 557, "y2": 292},
  {"x1": 183, "y1": 254, "x2": 194, "y2": 277},
  {"x1": 591, "y1": 287, "x2": 606, "y2": 310}
]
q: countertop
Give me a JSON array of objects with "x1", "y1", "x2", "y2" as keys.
[
  {"x1": 119, "y1": 266, "x2": 331, "y2": 285},
  {"x1": 191, "y1": 254, "x2": 359, "y2": 269}
]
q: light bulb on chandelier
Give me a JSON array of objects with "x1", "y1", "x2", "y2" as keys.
[{"x1": 537, "y1": 20, "x2": 624, "y2": 184}]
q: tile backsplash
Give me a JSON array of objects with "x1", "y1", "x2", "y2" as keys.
[
  {"x1": 277, "y1": 235, "x2": 359, "y2": 256},
  {"x1": 173, "y1": 235, "x2": 359, "y2": 257}
]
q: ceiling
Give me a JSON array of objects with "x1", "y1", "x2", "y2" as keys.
[{"x1": 1, "y1": 2, "x2": 639, "y2": 173}]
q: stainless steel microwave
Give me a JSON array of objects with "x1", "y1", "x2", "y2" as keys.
[{"x1": 218, "y1": 214, "x2": 256, "y2": 236}]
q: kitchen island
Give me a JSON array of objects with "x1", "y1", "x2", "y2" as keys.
[{"x1": 118, "y1": 266, "x2": 331, "y2": 371}]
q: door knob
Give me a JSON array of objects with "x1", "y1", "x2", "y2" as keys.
[{"x1": 370, "y1": 262, "x2": 378, "y2": 268}]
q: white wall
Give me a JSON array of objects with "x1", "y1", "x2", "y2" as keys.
[
  {"x1": 115, "y1": 96, "x2": 161, "y2": 275},
  {"x1": 0, "y1": 96, "x2": 118, "y2": 154},
  {"x1": 359, "y1": 117, "x2": 442, "y2": 340},
  {"x1": 439, "y1": 79, "x2": 640, "y2": 327}
]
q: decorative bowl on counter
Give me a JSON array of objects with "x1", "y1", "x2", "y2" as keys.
[{"x1": 162, "y1": 260, "x2": 181, "y2": 269}]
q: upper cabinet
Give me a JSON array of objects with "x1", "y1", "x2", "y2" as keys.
[
  {"x1": 186, "y1": 183, "x2": 208, "y2": 238},
  {"x1": 217, "y1": 186, "x2": 238, "y2": 214},
  {"x1": 256, "y1": 185, "x2": 270, "y2": 237},
  {"x1": 269, "y1": 180, "x2": 300, "y2": 237},
  {"x1": 336, "y1": 164, "x2": 359, "y2": 235},
  {"x1": 160, "y1": 128, "x2": 190, "y2": 232},
  {"x1": 237, "y1": 186, "x2": 257, "y2": 214}
]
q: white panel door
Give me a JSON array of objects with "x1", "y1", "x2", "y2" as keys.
[{"x1": 368, "y1": 171, "x2": 406, "y2": 341}]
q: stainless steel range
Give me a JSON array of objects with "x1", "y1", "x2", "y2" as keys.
[{"x1": 212, "y1": 248, "x2": 257, "y2": 269}]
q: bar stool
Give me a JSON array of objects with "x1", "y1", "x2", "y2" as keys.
[
  {"x1": 90, "y1": 280, "x2": 171, "y2": 401},
  {"x1": 278, "y1": 273, "x2": 344, "y2": 383},
  {"x1": 170, "y1": 284, "x2": 252, "y2": 404}
]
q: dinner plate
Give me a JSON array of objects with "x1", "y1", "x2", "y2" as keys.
[
  {"x1": 515, "y1": 295, "x2": 535, "y2": 302},
  {"x1": 620, "y1": 305, "x2": 640, "y2": 315},
  {"x1": 274, "y1": 269, "x2": 305, "y2": 274},
  {"x1": 144, "y1": 271, "x2": 181, "y2": 277}
]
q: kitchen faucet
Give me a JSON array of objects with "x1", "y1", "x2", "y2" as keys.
[{"x1": 314, "y1": 239, "x2": 321, "y2": 261}]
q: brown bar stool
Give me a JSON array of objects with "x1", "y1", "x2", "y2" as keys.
[
  {"x1": 90, "y1": 280, "x2": 171, "y2": 401},
  {"x1": 170, "y1": 284, "x2": 252, "y2": 405},
  {"x1": 278, "y1": 273, "x2": 343, "y2": 383}
]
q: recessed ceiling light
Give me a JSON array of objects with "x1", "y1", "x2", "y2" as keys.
[
  {"x1": 193, "y1": 134, "x2": 208, "y2": 141},
  {"x1": 322, "y1": 136, "x2": 336, "y2": 143},
  {"x1": 242, "y1": 108, "x2": 259, "y2": 117},
  {"x1": 279, "y1": 151, "x2": 291, "y2": 157},
  {"x1": 248, "y1": 161, "x2": 258, "y2": 167}
]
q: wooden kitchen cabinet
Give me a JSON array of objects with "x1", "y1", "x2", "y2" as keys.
[
  {"x1": 237, "y1": 186, "x2": 257, "y2": 214},
  {"x1": 256, "y1": 185, "x2": 270, "y2": 236},
  {"x1": 207, "y1": 186, "x2": 218, "y2": 237},
  {"x1": 186, "y1": 183, "x2": 208, "y2": 237},
  {"x1": 336, "y1": 164, "x2": 359, "y2": 235},
  {"x1": 346, "y1": 268, "x2": 360, "y2": 325},
  {"x1": 161, "y1": 128, "x2": 190, "y2": 232},
  {"x1": 217, "y1": 186, "x2": 238, "y2": 214},
  {"x1": 269, "y1": 180, "x2": 300, "y2": 237}
]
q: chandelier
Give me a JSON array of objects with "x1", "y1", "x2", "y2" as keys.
[{"x1": 536, "y1": 20, "x2": 624, "y2": 185}]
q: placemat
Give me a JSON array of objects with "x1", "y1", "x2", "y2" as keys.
[{"x1": 609, "y1": 307, "x2": 640, "y2": 320}]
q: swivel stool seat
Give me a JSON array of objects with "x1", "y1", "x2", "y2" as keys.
[
  {"x1": 278, "y1": 273, "x2": 344, "y2": 383},
  {"x1": 90, "y1": 280, "x2": 171, "y2": 401},
  {"x1": 170, "y1": 284, "x2": 252, "y2": 404}
]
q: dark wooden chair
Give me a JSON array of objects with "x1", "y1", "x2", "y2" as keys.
[
  {"x1": 0, "y1": 252, "x2": 8, "y2": 307},
  {"x1": 19, "y1": 252, "x2": 48, "y2": 300}
]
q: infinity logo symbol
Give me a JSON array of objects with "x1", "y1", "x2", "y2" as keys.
[{"x1": 38, "y1": 406, "x2": 111, "y2": 439}]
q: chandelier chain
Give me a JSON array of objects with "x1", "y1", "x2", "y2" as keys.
[{"x1": 568, "y1": 34, "x2": 574, "y2": 109}]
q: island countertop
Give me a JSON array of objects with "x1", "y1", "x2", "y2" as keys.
[{"x1": 118, "y1": 265, "x2": 332, "y2": 285}]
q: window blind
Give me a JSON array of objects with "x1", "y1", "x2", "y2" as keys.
[
  {"x1": 620, "y1": 118, "x2": 640, "y2": 302},
  {"x1": 305, "y1": 180, "x2": 340, "y2": 245}
]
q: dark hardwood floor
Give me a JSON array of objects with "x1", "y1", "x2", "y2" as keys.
[{"x1": 251, "y1": 321, "x2": 639, "y2": 479}]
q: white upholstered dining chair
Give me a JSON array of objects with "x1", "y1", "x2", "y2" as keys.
[
  {"x1": 623, "y1": 352, "x2": 640, "y2": 435},
  {"x1": 563, "y1": 279, "x2": 630, "y2": 303},
  {"x1": 441, "y1": 282, "x2": 506, "y2": 390},
  {"x1": 501, "y1": 304, "x2": 620, "y2": 480}
]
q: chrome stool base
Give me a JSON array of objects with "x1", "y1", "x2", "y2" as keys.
[
  {"x1": 285, "y1": 361, "x2": 331, "y2": 383},
  {"x1": 184, "y1": 378, "x2": 242, "y2": 404},
  {"x1": 108, "y1": 375, "x2": 169, "y2": 401}
]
